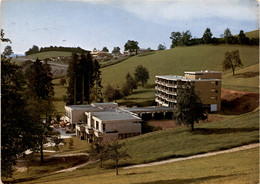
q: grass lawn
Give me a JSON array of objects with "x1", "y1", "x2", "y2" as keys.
[
  {"x1": 19, "y1": 147, "x2": 259, "y2": 184},
  {"x1": 222, "y1": 63, "x2": 259, "y2": 92},
  {"x1": 120, "y1": 110, "x2": 258, "y2": 166}
]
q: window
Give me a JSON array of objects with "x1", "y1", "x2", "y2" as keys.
[
  {"x1": 103, "y1": 124, "x2": 105, "y2": 132},
  {"x1": 215, "y1": 81, "x2": 218, "y2": 86},
  {"x1": 96, "y1": 121, "x2": 99, "y2": 130},
  {"x1": 215, "y1": 90, "x2": 218, "y2": 94}
]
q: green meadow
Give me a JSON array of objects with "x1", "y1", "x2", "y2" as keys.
[{"x1": 20, "y1": 147, "x2": 259, "y2": 184}]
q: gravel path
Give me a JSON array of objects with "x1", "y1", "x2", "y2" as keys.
[{"x1": 124, "y1": 143, "x2": 259, "y2": 169}]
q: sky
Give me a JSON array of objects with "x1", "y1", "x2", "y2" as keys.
[{"x1": 0, "y1": 0, "x2": 259, "y2": 54}]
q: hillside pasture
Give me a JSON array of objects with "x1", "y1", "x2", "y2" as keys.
[{"x1": 101, "y1": 45, "x2": 259, "y2": 88}]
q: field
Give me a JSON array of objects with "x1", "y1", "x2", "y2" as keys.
[
  {"x1": 9, "y1": 108, "x2": 259, "y2": 183},
  {"x1": 101, "y1": 45, "x2": 259, "y2": 87},
  {"x1": 19, "y1": 147, "x2": 259, "y2": 184}
]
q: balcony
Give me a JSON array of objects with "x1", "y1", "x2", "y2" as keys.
[
  {"x1": 94, "y1": 130, "x2": 103, "y2": 137},
  {"x1": 76, "y1": 123, "x2": 86, "y2": 132},
  {"x1": 85, "y1": 126, "x2": 94, "y2": 134}
]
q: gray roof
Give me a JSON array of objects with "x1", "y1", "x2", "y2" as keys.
[
  {"x1": 156, "y1": 75, "x2": 221, "y2": 82},
  {"x1": 125, "y1": 106, "x2": 175, "y2": 113},
  {"x1": 93, "y1": 111, "x2": 141, "y2": 121},
  {"x1": 66, "y1": 105, "x2": 101, "y2": 111}
]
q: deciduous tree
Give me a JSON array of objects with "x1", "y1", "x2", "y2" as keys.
[
  {"x1": 157, "y1": 44, "x2": 166, "y2": 50},
  {"x1": 124, "y1": 40, "x2": 139, "y2": 55},
  {"x1": 107, "y1": 141, "x2": 129, "y2": 175},
  {"x1": 102, "y1": 46, "x2": 109, "y2": 52},
  {"x1": 3, "y1": 45, "x2": 13, "y2": 56},
  {"x1": 134, "y1": 65, "x2": 150, "y2": 87},
  {"x1": 174, "y1": 85, "x2": 207, "y2": 132},
  {"x1": 222, "y1": 50, "x2": 243, "y2": 75},
  {"x1": 89, "y1": 142, "x2": 108, "y2": 168}
]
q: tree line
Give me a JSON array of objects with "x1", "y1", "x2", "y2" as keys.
[
  {"x1": 25, "y1": 45, "x2": 88, "y2": 55},
  {"x1": 170, "y1": 28, "x2": 259, "y2": 48}
]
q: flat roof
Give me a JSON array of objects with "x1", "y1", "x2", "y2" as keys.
[
  {"x1": 156, "y1": 75, "x2": 221, "y2": 81},
  {"x1": 65, "y1": 105, "x2": 101, "y2": 111},
  {"x1": 125, "y1": 106, "x2": 175, "y2": 113},
  {"x1": 93, "y1": 111, "x2": 141, "y2": 121},
  {"x1": 184, "y1": 70, "x2": 221, "y2": 74}
]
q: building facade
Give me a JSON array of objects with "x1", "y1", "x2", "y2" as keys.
[
  {"x1": 65, "y1": 103, "x2": 142, "y2": 143},
  {"x1": 155, "y1": 70, "x2": 222, "y2": 111}
]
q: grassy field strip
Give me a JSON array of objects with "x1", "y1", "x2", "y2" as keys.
[
  {"x1": 21, "y1": 147, "x2": 259, "y2": 184},
  {"x1": 124, "y1": 143, "x2": 259, "y2": 169}
]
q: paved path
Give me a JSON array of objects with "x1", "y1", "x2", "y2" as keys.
[
  {"x1": 53, "y1": 160, "x2": 99, "y2": 173},
  {"x1": 124, "y1": 143, "x2": 259, "y2": 169}
]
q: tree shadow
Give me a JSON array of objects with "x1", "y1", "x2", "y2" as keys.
[
  {"x1": 136, "y1": 174, "x2": 246, "y2": 184},
  {"x1": 192, "y1": 127, "x2": 259, "y2": 135},
  {"x1": 234, "y1": 71, "x2": 259, "y2": 78}
]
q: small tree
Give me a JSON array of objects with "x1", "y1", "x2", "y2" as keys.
[
  {"x1": 157, "y1": 44, "x2": 166, "y2": 50},
  {"x1": 112, "y1": 47, "x2": 121, "y2": 55},
  {"x1": 104, "y1": 84, "x2": 121, "y2": 102},
  {"x1": 107, "y1": 140, "x2": 129, "y2": 175},
  {"x1": 174, "y1": 85, "x2": 207, "y2": 132},
  {"x1": 59, "y1": 77, "x2": 67, "y2": 86},
  {"x1": 89, "y1": 142, "x2": 108, "y2": 168},
  {"x1": 202, "y1": 28, "x2": 213, "y2": 44},
  {"x1": 121, "y1": 83, "x2": 131, "y2": 98},
  {"x1": 3, "y1": 45, "x2": 13, "y2": 57},
  {"x1": 102, "y1": 47, "x2": 109, "y2": 52},
  {"x1": 124, "y1": 40, "x2": 139, "y2": 55},
  {"x1": 134, "y1": 65, "x2": 149, "y2": 87},
  {"x1": 125, "y1": 73, "x2": 137, "y2": 92},
  {"x1": 222, "y1": 50, "x2": 243, "y2": 75}
]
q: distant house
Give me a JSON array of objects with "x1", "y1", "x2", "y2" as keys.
[
  {"x1": 155, "y1": 70, "x2": 222, "y2": 112},
  {"x1": 65, "y1": 103, "x2": 142, "y2": 143}
]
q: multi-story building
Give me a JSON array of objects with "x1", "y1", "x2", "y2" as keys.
[
  {"x1": 65, "y1": 103, "x2": 142, "y2": 143},
  {"x1": 155, "y1": 70, "x2": 222, "y2": 111}
]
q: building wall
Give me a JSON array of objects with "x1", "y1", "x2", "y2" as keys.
[
  {"x1": 155, "y1": 71, "x2": 222, "y2": 111},
  {"x1": 194, "y1": 80, "x2": 221, "y2": 111},
  {"x1": 185, "y1": 72, "x2": 222, "y2": 80}
]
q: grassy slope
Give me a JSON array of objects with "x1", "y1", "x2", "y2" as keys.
[
  {"x1": 53, "y1": 78, "x2": 68, "y2": 114},
  {"x1": 22, "y1": 147, "x2": 259, "y2": 184},
  {"x1": 13, "y1": 110, "x2": 259, "y2": 183},
  {"x1": 23, "y1": 51, "x2": 73, "y2": 60},
  {"x1": 100, "y1": 44, "x2": 258, "y2": 105},
  {"x1": 120, "y1": 110, "x2": 258, "y2": 165},
  {"x1": 222, "y1": 63, "x2": 259, "y2": 92},
  {"x1": 245, "y1": 29, "x2": 259, "y2": 38},
  {"x1": 101, "y1": 45, "x2": 259, "y2": 86}
]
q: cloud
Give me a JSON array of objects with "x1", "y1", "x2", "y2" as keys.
[{"x1": 62, "y1": 0, "x2": 258, "y2": 24}]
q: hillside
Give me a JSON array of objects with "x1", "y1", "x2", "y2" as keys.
[
  {"x1": 101, "y1": 45, "x2": 259, "y2": 87},
  {"x1": 22, "y1": 51, "x2": 73, "y2": 60},
  {"x1": 245, "y1": 29, "x2": 259, "y2": 38}
]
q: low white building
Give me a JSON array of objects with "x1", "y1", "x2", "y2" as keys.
[{"x1": 65, "y1": 103, "x2": 142, "y2": 143}]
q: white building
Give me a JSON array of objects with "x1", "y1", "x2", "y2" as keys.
[{"x1": 65, "y1": 103, "x2": 142, "y2": 143}]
